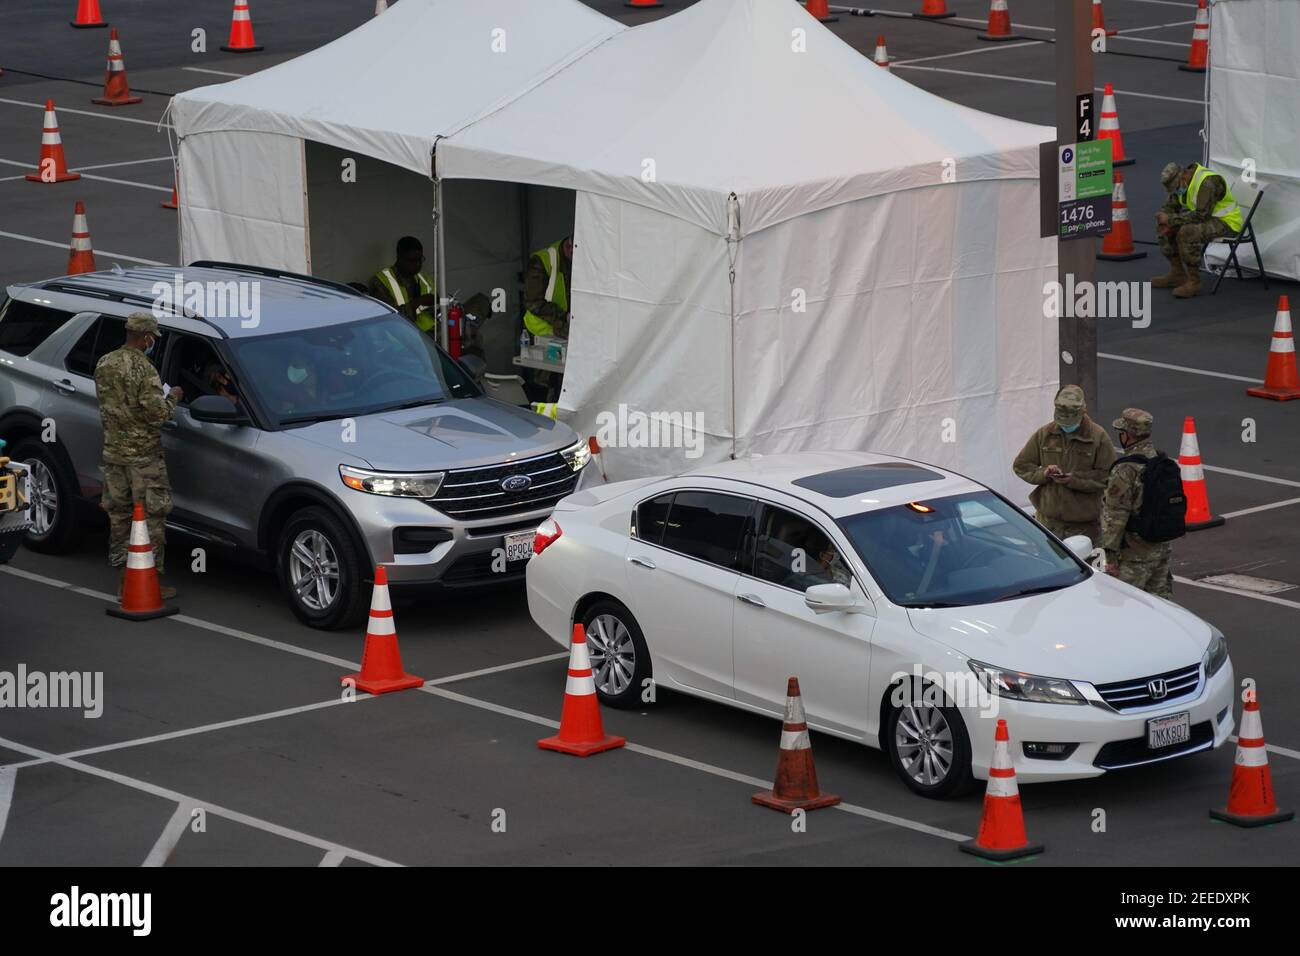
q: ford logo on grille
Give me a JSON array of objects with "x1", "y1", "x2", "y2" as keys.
[
  {"x1": 1147, "y1": 678, "x2": 1167, "y2": 700},
  {"x1": 501, "y1": 474, "x2": 532, "y2": 492}
]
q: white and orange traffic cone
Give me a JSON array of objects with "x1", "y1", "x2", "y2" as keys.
[
  {"x1": 587, "y1": 436, "x2": 608, "y2": 482},
  {"x1": 803, "y1": 0, "x2": 837, "y2": 23},
  {"x1": 66, "y1": 201, "x2": 96, "y2": 275},
  {"x1": 221, "y1": 1, "x2": 264, "y2": 53},
  {"x1": 1246, "y1": 296, "x2": 1300, "y2": 402},
  {"x1": 340, "y1": 566, "x2": 424, "y2": 694},
  {"x1": 1092, "y1": 0, "x2": 1117, "y2": 37},
  {"x1": 918, "y1": 0, "x2": 955, "y2": 20},
  {"x1": 1098, "y1": 172, "x2": 1145, "y2": 261},
  {"x1": 107, "y1": 503, "x2": 178, "y2": 621},
  {"x1": 1210, "y1": 689, "x2": 1294, "y2": 827},
  {"x1": 538, "y1": 623, "x2": 626, "y2": 756},
  {"x1": 960, "y1": 720, "x2": 1043, "y2": 860},
  {"x1": 753, "y1": 677, "x2": 841, "y2": 812},
  {"x1": 1097, "y1": 83, "x2": 1133, "y2": 167},
  {"x1": 70, "y1": 0, "x2": 107, "y2": 28},
  {"x1": 1177, "y1": 416, "x2": 1224, "y2": 531},
  {"x1": 1181, "y1": 0, "x2": 1209, "y2": 72},
  {"x1": 873, "y1": 35, "x2": 891, "y2": 69},
  {"x1": 978, "y1": 0, "x2": 1018, "y2": 41},
  {"x1": 92, "y1": 28, "x2": 143, "y2": 107},
  {"x1": 25, "y1": 100, "x2": 80, "y2": 184},
  {"x1": 162, "y1": 178, "x2": 179, "y2": 210}
]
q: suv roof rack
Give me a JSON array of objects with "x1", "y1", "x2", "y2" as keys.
[
  {"x1": 187, "y1": 261, "x2": 365, "y2": 299},
  {"x1": 38, "y1": 281, "x2": 204, "y2": 321}
]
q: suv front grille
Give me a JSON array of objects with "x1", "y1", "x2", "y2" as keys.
[
  {"x1": 429, "y1": 451, "x2": 579, "y2": 521},
  {"x1": 1095, "y1": 663, "x2": 1201, "y2": 712}
]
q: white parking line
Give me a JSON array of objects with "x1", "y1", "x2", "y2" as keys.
[
  {"x1": 318, "y1": 849, "x2": 347, "y2": 867},
  {"x1": 894, "y1": 40, "x2": 1045, "y2": 66},
  {"x1": 0, "y1": 766, "x2": 14, "y2": 847},
  {"x1": 1229, "y1": 737, "x2": 1300, "y2": 762},
  {"x1": 888, "y1": 66, "x2": 1204, "y2": 104},
  {"x1": 70, "y1": 156, "x2": 175, "y2": 172},
  {"x1": 1202, "y1": 465, "x2": 1300, "y2": 490},
  {"x1": 142, "y1": 801, "x2": 195, "y2": 867},
  {"x1": 182, "y1": 67, "x2": 247, "y2": 79},
  {"x1": 1176, "y1": 575, "x2": 1300, "y2": 612},
  {"x1": 0, "y1": 229, "x2": 169, "y2": 266},
  {"x1": 1099, "y1": 352, "x2": 1263, "y2": 384},
  {"x1": 1116, "y1": 20, "x2": 1196, "y2": 35},
  {"x1": 0, "y1": 734, "x2": 404, "y2": 866},
  {"x1": 0, "y1": 96, "x2": 171, "y2": 128},
  {"x1": 1220, "y1": 497, "x2": 1300, "y2": 520},
  {"x1": 0, "y1": 158, "x2": 172, "y2": 193}
]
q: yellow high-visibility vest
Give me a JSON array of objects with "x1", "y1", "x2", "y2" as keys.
[
  {"x1": 373, "y1": 268, "x2": 436, "y2": 333},
  {"x1": 1183, "y1": 164, "x2": 1243, "y2": 233},
  {"x1": 523, "y1": 242, "x2": 568, "y2": 338}
]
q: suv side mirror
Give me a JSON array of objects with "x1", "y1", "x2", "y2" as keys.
[
  {"x1": 188, "y1": 394, "x2": 243, "y2": 424},
  {"x1": 804, "y1": 582, "x2": 872, "y2": 616}
]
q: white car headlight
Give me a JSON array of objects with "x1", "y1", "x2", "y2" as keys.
[
  {"x1": 1202, "y1": 629, "x2": 1229, "y2": 678},
  {"x1": 559, "y1": 438, "x2": 590, "y2": 472},
  {"x1": 339, "y1": 465, "x2": 444, "y2": 498},
  {"x1": 968, "y1": 659, "x2": 1086, "y2": 705}
]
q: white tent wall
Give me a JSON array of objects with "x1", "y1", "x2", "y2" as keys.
[
  {"x1": 178, "y1": 131, "x2": 308, "y2": 271},
  {"x1": 1208, "y1": 0, "x2": 1300, "y2": 279}
]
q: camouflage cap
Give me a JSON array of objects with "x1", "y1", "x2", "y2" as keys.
[
  {"x1": 1160, "y1": 162, "x2": 1182, "y2": 190},
  {"x1": 1111, "y1": 407, "x2": 1153, "y2": 436},
  {"x1": 1053, "y1": 384, "x2": 1086, "y2": 427},
  {"x1": 125, "y1": 311, "x2": 159, "y2": 335}
]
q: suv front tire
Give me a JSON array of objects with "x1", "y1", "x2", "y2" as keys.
[
  {"x1": 13, "y1": 439, "x2": 80, "y2": 553},
  {"x1": 276, "y1": 506, "x2": 368, "y2": 630}
]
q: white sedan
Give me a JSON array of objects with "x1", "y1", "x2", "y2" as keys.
[{"x1": 526, "y1": 452, "x2": 1235, "y2": 798}]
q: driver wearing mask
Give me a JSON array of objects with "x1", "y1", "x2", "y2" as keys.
[{"x1": 278, "y1": 351, "x2": 320, "y2": 414}]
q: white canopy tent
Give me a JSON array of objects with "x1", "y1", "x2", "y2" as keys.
[
  {"x1": 171, "y1": 0, "x2": 1058, "y2": 500},
  {"x1": 1207, "y1": 0, "x2": 1300, "y2": 280}
]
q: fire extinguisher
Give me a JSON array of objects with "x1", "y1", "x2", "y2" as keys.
[{"x1": 446, "y1": 301, "x2": 464, "y2": 358}]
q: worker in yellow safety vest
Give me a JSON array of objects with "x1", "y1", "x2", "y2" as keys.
[
  {"x1": 369, "y1": 236, "x2": 438, "y2": 333},
  {"x1": 1154, "y1": 163, "x2": 1242, "y2": 299},
  {"x1": 522, "y1": 237, "x2": 572, "y2": 339}
]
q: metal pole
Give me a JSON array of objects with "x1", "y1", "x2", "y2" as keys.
[{"x1": 1056, "y1": 0, "x2": 1097, "y2": 407}]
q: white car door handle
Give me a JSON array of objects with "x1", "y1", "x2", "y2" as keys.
[
  {"x1": 628, "y1": 555, "x2": 656, "y2": 570},
  {"x1": 737, "y1": 593, "x2": 766, "y2": 608}
]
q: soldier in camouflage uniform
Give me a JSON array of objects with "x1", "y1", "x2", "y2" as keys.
[
  {"x1": 1013, "y1": 385, "x2": 1115, "y2": 544},
  {"x1": 1153, "y1": 162, "x2": 1241, "y2": 299},
  {"x1": 1101, "y1": 408, "x2": 1173, "y2": 598},
  {"x1": 94, "y1": 312, "x2": 182, "y2": 598}
]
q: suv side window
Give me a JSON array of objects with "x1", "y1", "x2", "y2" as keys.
[
  {"x1": 753, "y1": 504, "x2": 853, "y2": 590},
  {"x1": 658, "y1": 491, "x2": 755, "y2": 571},
  {"x1": 634, "y1": 492, "x2": 674, "y2": 544},
  {"x1": 65, "y1": 316, "x2": 165, "y2": 379},
  {"x1": 0, "y1": 299, "x2": 77, "y2": 357}
]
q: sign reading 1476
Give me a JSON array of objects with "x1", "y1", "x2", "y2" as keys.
[{"x1": 1057, "y1": 140, "x2": 1114, "y2": 240}]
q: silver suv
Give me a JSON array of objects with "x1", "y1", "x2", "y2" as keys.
[{"x1": 0, "y1": 263, "x2": 594, "y2": 628}]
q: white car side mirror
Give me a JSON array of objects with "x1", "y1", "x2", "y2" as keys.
[
  {"x1": 1062, "y1": 535, "x2": 1094, "y2": 561},
  {"x1": 804, "y1": 583, "x2": 872, "y2": 616}
]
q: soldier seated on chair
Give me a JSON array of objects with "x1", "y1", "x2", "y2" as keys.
[{"x1": 1154, "y1": 161, "x2": 1243, "y2": 300}]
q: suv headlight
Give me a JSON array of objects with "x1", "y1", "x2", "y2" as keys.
[
  {"x1": 559, "y1": 438, "x2": 590, "y2": 472},
  {"x1": 968, "y1": 659, "x2": 1086, "y2": 705},
  {"x1": 339, "y1": 465, "x2": 444, "y2": 498},
  {"x1": 1202, "y1": 629, "x2": 1229, "y2": 678}
]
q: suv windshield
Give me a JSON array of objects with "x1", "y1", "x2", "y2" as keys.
[
  {"x1": 228, "y1": 313, "x2": 475, "y2": 425},
  {"x1": 837, "y1": 491, "x2": 1087, "y2": 608}
]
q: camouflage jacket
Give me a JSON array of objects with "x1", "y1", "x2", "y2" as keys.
[
  {"x1": 1168, "y1": 174, "x2": 1225, "y2": 229},
  {"x1": 94, "y1": 346, "x2": 177, "y2": 465},
  {"x1": 1013, "y1": 416, "x2": 1116, "y2": 523},
  {"x1": 1100, "y1": 437, "x2": 1160, "y2": 556}
]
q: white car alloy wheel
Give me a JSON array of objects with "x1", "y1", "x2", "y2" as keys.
[
  {"x1": 885, "y1": 682, "x2": 974, "y2": 798},
  {"x1": 587, "y1": 613, "x2": 636, "y2": 697},
  {"x1": 895, "y1": 702, "x2": 955, "y2": 788}
]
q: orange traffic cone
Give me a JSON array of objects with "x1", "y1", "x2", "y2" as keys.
[
  {"x1": 1097, "y1": 83, "x2": 1133, "y2": 167},
  {"x1": 752, "y1": 677, "x2": 841, "y2": 812},
  {"x1": 873, "y1": 35, "x2": 890, "y2": 69},
  {"x1": 1246, "y1": 296, "x2": 1300, "y2": 401},
  {"x1": 978, "y1": 0, "x2": 1018, "y2": 41},
  {"x1": 1210, "y1": 690, "x2": 1293, "y2": 827},
  {"x1": 960, "y1": 720, "x2": 1042, "y2": 860},
  {"x1": 107, "y1": 503, "x2": 178, "y2": 621},
  {"x1": 221, "y1": 1, "x2": 264, "y2": 53},
  {"x1": 587, "y1": 435, "x2": 608, "y2": 482},
  {"x1": 25, "y1": 100, "x2": 80, "y2": 183},
  {"x1": 626, "y1": 0, "x2": 664, "y2": 8},
  {"x1": 804, "y1": 0, "x2": 838, "y2": 23},
  {"x1": 918, "y1": 0, "x2": 956, "y2": 20},
  {"x1": 1092, "y1": 0, "x2": 1117, "y2": 37},
  {"x1": 1181, "y1": 0, "x2": 1209, "y2": 72},
  {"x1": 70, "y1": 0, "x2": 107, "y2": 28},
  {"x1": 162, "y1": 179, "x2": 179, "y2": 210},
  {"x1": 66, "y1": 201, "x2": 96, "y2": 275},
  {"x1": 1098, "y1": 172, "x2": 1146, "y2": 261},
  {"x1": 538, "y1": 624, "x2": 626, "y2": 756},
  {"x1": 1177, "y1": 416, "x2": 1224, "y2": 531},
  {"x1": 340, "y1": 566, "x2": 424, "y2": 694},
  {"x1": 92, "y1": 29, "x2": 143, "y2": 107}
]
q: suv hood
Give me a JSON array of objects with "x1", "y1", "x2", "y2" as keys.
[
  {"x1": 284, "y1": 398, "x2": 576, "y2": 471},
  {"x1": 905, "y1": 572, "x2": 1213, "y2": 685}
]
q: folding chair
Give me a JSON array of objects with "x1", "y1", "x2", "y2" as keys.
[{"x1": 1201, "y1": 185, "x2": 1268, "y2": 295}]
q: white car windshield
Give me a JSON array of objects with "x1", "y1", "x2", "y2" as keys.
[{"x1": 837, "y1": 491, "x2": 1088, "y2": 608}]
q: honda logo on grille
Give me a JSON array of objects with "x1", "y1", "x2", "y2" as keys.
[
  {"x1": 501, "y1": 474, "x2": 532, "y2": 492},
  {"x1": 1147, "y1": 678, "x2": 1168, "y2": 699}
]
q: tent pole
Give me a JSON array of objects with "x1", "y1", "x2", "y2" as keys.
[
  {"x1": 433, "y1": 153, "x2": 449, "y2": 352},
  {"x1": 727, "y1": 193, "x2": 740, "y2": 461}
]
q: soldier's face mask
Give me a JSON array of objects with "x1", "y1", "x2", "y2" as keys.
[
  {"x1": 287, "y1": 365, "x2": 308, "y2": 385},
  {"x1": 142, "y1": 335, "x2": 156, "y2": 357},
  {"x1": 1060, "y1": 422, "x2": 1081, "y2": 433}
]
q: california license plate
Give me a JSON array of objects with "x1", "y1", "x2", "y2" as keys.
[
  {"x1": 1147, "y1": 712, "x2": 1190, "y2": 749},
  {"x1": 504, "y1": 530, "x2": 534, "y2": 563}
]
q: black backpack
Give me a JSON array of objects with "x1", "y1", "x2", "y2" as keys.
[{"x1": 1110, "y1": 453, "x2": 1187, "y2": 543}]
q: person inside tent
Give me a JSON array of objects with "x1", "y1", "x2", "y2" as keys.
[{"x1": 369, "y1": 236, "x2": 438, "y2": 335}]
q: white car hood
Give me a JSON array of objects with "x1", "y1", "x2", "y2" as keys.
[{"x1": 905, "y1": 573, "x2": 1213, "y2": 685}]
